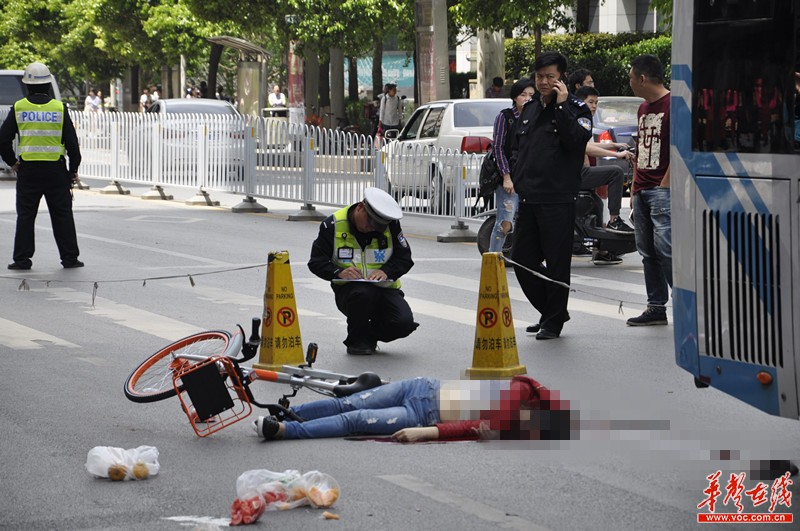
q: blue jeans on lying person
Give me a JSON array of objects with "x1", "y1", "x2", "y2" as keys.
[{"x1": 282, "y1": 377, "x2": 441, "y2": 439}]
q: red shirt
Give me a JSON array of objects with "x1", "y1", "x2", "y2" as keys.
[
  {"x1": 435, "y1": 376, "x2": 564, "y2": 440},
  {"x1": 633, "y1": 92, "x2": 670, "y2": 192}
]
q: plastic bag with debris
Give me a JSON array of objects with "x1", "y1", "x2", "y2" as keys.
[
  {"x1": 230, "y1": 469, "x2": 340, "y2": 525},
  {"x1": 85, "y1": 445, "x2": 160, "y2": 481}
]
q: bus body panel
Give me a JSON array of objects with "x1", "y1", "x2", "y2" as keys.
[{"x1": 671, "y1": 0, "x2": 800, "y2": 419}]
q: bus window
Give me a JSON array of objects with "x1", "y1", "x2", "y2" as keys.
[{"x1": 692, "y1": 0, "x2": 799, "y2": 153}]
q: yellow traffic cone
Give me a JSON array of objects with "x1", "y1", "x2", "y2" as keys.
[
  {"x1": 466, "y1": 252, "x2": 527, "y2": 379},
  {"x1": 254, "y1": 251, "x2": 305, "y2": 370}
]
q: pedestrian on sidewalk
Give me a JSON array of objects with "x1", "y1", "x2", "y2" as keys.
[{"x1": 0, "y1": 62, "x2": 83, "y2": 270}]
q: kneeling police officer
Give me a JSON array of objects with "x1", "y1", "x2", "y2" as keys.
[{"x1": 308, "y1": 188, "x2": 418, "y2": 355}]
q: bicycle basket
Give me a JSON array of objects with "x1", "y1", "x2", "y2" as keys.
[{"x1": 173, "y1": 356, "x2": 252, "y2": 437}]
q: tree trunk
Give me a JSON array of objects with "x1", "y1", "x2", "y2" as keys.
[
  {"x1": 534, "y1": 26, "x2": 542, "y2": 59},
  {"x1": 347, "y1": 56, "x2": 359, "y2": 101},
  {"x1": 372, "y1": 38, "x2": 383, "y2": 100},
  {"x1": 319, "y1": 59, "x2": 330, "y2": 109},
  {"x1": 575, "y1": 0, "x2": 590, "y2": 33},
  {"x1": 208, "y1": 43, "x2": 223, "y2": 99},
  {"x1": 131, "y1": 65, "x2": 140, "y2": 109}
]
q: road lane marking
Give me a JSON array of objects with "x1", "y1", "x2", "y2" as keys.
[
  {"x1": 0, "y1": 317, "x2": 80, "y2": 350},
  {"x1": 0, "y1": 218, "x2": 231, "y2": 266},
  {"x1": 39, "y1": 287, "x2": 203, "y2": 340},
  {"x1": 163, "y1": 281, "x2": 326, "y2": 317},
  {"x1": 406, "y1": 272, "x2": 642, "y2": 322},
  {"x1": 295, "y1": 279, "x2": 535, "y2": 328},
  {"x1": 378, "y1": 474, "x2": 550, "y2": 531}
]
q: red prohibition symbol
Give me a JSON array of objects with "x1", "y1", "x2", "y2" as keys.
[
  {"x1": 264, "y1": 309, "x2": 272, "y2": 327},
  {"x1": 277, "y1": 306, "x2": 296, "y2": 327},
  {"x1": 479, "y1": 307, "x2": 498, "y2": 328},
  {"x1": 502, "y1": 307, "x2": 512, "y2": 327}
]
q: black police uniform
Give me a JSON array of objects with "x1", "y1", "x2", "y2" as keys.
[
  {"x1": 0, "y1": 93, "x2": 82, "y2": 268},
  {"x1": 308, "y1": 204, "x2": 417, "y2": 351},
  {"x1": 510, "y1": 93, "x2": 593, "y2": 336}
]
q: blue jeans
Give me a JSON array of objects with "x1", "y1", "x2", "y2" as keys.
[
  {"x1": 488, "y1": 186, "x2": 518, "y2": 252},
  {"x1": 283, "y1": 377, "x2": 440, "y2": 439},
  {"x1": 633, "y1": 187, "x2": 673, "y2": 307}
]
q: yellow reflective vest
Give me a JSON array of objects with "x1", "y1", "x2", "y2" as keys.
[
  {"x1": 14, "y1": 98, "x2": 65, "y2": 162},
  {"x1": 332, "y1": 207, "x2": 400, "y2": 289}
]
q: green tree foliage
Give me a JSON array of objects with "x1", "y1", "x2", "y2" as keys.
[
  {"x1": 506, "y1": 32, "x2": 672, "y2": 96},
  {"x1": 0, "y1": 0, "x2": 76, "y2": 87},
  {"x1": 649, "y1": 0, "x2": 673, "y2": 31},
  {"x1": 451, "y1": 0, "x2": 575, "y2": 55},
  {"x1": 0, "y1": 0, "x2": 249, "y2": 93}
]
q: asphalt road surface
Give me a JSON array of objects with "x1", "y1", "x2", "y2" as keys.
[{"x1": 1, "y1": 177, "x2": 798, "y2": 530}]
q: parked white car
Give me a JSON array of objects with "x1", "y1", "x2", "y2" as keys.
[
  {"x1": 381, "y1": 98, "x2": 507, "y2": 214},
  {"x1": 128, "y1": 98, "x2": 246, "y2": 182}
]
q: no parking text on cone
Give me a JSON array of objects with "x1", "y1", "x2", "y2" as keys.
[
  {"x1": 254, "y1": 251, "x2": 305, "y2": 370},
  {"x1": 466, "y1": 252, "x2": 527, "y2": 379}
]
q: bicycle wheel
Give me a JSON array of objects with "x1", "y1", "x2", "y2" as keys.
[{"x1": 124, "y1": 331, "x2": 232, "y2": 403}]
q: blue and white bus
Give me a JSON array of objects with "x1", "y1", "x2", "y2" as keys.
[{"x1": 671, "y1": 1, "x2": 799, "y2": 419}]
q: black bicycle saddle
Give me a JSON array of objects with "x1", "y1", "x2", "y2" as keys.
[{"x1": 332, "y1": 372, "x2": 384, "y2": 397}]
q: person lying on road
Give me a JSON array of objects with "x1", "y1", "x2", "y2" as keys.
[{"x1": 252, "y1": 375, "x2": 575, "y2": 442}]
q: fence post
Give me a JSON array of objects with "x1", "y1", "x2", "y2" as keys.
[
  {"x1": 373, "y1": 137, "x2": 388, "y2": 191},
  {"x1": 437, "y1": 154, "x2": 477, "y2": 242},
  {"x1": 288, "y1": 126, "x2": 325, "y2": 221},
  {"x1": 186, "y1": 122, "x2": 220, "y2": 206},
  {"x1": 141, "y1": 117, "x2": 173, "y2": 200},
  {"x1": 232, "y1": 119, "x2": 268, "y2": 213},
  {"x1": 99, "y1": 112, "x2": 129, "y2": 195}
]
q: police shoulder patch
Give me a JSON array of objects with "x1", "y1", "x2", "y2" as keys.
[
  {"x1": 577, "y1": 117, "x2": 592, "y2": 131},
  {"x1": 398, "y1": 232, "x2": 408, "y2": 248}
]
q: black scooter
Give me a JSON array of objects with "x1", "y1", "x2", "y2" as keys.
[{"x1": 476, "y1": 187, "x2": 637, "y2": 259}]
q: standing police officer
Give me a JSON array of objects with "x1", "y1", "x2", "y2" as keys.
[
  {"x1": 308, "y1": 188, "x2": 418, "y2": 355},
  {"x1": 0, "y1": 62, "x2": 83, "y2": 270},
  {"x1": 510, "y1": 52, "x2": 593, "y2": 340}
]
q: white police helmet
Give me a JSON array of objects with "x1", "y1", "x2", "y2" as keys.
[
  {"x1": 22, "y1": 62, "x2": 54, "y2": 85},
  {"x1": 362, "y1": 187, "x2": 402, "y2": 229}
]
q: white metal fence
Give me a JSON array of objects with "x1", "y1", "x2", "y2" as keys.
[{"x1": 6, "y1": 109, "x2": 489, "y2": 222}]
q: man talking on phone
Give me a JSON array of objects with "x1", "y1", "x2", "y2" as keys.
[{"x1": 510, "y1": 52, "x2": 593, "y2": 340}]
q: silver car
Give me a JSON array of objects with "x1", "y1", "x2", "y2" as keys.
[{"x1": 592, "y1": 96, "x2": 644, "y2": 195}]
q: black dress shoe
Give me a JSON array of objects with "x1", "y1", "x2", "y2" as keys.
[
  {"x1": 535, "y1": 329, "x2": 560, "y2": 340},
  {"x1": 7, "y1": 261, "x2": 32, "y2": 270},
  {"x1": 346, "y1": 343, "x2": 376, "y2": 355},
  {"x1": 62, "y1": 260, "x2": 84, "y2": 268},
  {"x1": 527, "y1": 312, "x2": 569, "y2": 334}
]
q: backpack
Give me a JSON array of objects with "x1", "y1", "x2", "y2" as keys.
[
  {"x1": 477, "y1": 148, "x2": 501, "y2": 202},
  {"x1": 476, "y1": 108, "x2": 515, "y2": 206}
]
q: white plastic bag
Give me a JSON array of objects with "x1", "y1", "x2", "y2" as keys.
[
  {"x1": 234, "y1": 469, "x2": 339, "y2": 511},
  {"x1": 85, "y1": 445, "x2": 160, "y2": 481}
]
